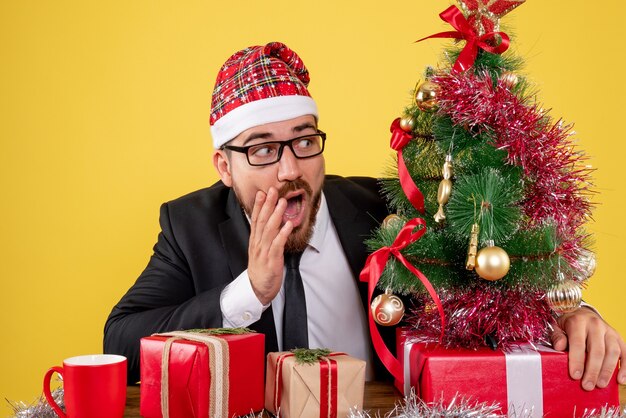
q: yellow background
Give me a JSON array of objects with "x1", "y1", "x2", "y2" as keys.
[{"x1": 1, "y1": 0, "x2": 624, "y2": 413}]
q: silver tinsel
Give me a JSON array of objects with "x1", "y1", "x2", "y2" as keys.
[
  {"x1": 349, "y1": 390, "x2": 626, "y2": 418},
  {"x1": 350, "y1": 391, "x2": 505, "y2": 418},
  {"x1": 581, "y1": 407, "x2": 626, "y2": 418},
  {"x1": 6, "y1": 387, "x2": 64, "y2": 418},
  {"x1": 6, "y1": 385, "x2": 624, "y2": 418}
]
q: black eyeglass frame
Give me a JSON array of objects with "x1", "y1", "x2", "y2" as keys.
[{"x1": 221, "y1": 130, "x2": 327, "y2": 166}]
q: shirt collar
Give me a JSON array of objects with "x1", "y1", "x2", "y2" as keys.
[{"x1": 307, "y1": 192, "x2": 329, "y2": 253}]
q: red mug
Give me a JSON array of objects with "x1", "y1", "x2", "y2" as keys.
[{"x1": 43, "y1": 354, "x2": 127, "y2": 418}]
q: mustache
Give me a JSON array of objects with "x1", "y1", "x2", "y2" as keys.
[{"x1": 276, "y1": 179, "x2": 312, "y2": 199}]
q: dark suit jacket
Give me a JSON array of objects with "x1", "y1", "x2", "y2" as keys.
[{"x1": 104, "y1": 175, "x2": 389, "y2": 383}]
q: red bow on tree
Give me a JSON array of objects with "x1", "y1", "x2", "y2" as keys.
[
  {"x1": 360, "y1": 218, "x2": 445, "y2": 384},
  {"x1": 390, "y1": 118, "x2": 425, "y2": 214},
  {"x1": 417, "y1": 3, "x2": 522, "y2": 72}
]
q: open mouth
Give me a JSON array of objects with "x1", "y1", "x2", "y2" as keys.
[{"x1": 283, "y1": 191, "x2": 306, "y2": 226}]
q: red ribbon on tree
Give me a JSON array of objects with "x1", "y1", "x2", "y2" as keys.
[
  {"x1": 390, "y1": 118, "x2": 425, "y2": 214},
  {"x1": 416, "y1": 5, "x2": 510, "y2": 72},
  {"x1": 360, "y1": 218, "x2": 445, "y2": 384}
]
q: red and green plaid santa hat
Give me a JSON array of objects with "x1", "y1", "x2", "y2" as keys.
[{"x1": 210, "y1": 42, "x2": 318, "y2": 149}]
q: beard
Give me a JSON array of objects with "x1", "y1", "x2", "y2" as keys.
[{"x1": 235, "y1": 178, "x2": 322, "y2": 254}]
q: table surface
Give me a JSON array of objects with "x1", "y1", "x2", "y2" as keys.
[
  {"x1": 124, "y1": 382, "x2": 625, "y2": 417},
  {"x1": 124, "y1": 382, "x2": 402, "y2": 417}
]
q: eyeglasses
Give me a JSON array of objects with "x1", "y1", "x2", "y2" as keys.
[{"x1": 221, "y1": 130, "x2": 326, "y2": 166}]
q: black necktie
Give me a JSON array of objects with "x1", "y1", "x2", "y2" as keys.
[{"x1": 282, "y1": 251, "x2": 309, "y2": 350}]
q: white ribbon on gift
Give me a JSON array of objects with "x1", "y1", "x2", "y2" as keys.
[
  {"x1": 403, "y1": 338, "x2": 416, "y2": 397},
  {"x1": 504, "y1": 344, "x2": 548, "y2": 417},
  {"x1": 402, "y1": 339, "x2": 554, "y2": 417}
]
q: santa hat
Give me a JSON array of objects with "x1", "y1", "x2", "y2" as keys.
[{"x1": 210, "y1": 42, "x2": 318, "y2": 149}]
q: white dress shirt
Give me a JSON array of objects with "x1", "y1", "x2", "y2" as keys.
[{"x1": 220, "y1": 193, "x2": 373, "y2": 378}]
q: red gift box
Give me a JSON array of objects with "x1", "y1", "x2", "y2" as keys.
[
  {"x1": 396, "y1": 329, "x2": 620, "y2": 417},
  {"x1": 140, "y1": 330, "x2": 265, "y2": 418}
]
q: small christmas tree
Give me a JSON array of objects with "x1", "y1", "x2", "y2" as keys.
[{"x1": 363, "y1": 0, "x2": 596, "y2": 369}]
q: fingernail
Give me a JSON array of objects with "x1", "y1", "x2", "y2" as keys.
[
  {"x1": 597, "y1": 378, "x2": 608, "y2": 388},
  {"x1": 573, "y1": 370, "x2": 582, "y2": 379},
  {"x1": 618, "y1": 374, "x2": 626, "y2": 385},
  {"x1": 582, "y1": 380, "x2": 594, "y2": 391}
]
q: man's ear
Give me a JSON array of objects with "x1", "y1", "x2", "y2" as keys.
[{"x1": 213, "y1": 150, "x2": 233, "y2": 187}]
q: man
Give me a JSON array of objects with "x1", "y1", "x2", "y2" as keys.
[{"x1": 104, "y1": 42, "x2": 625, "y2": 390}]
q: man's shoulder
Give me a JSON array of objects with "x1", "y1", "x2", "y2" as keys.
[
  {"x1": 323, "y1": 175, "x2": 387, "y2": 220},
  {"x1": 323, "y1": 175, "x2": 382, "y2": 199},
  {"x1": 162, "y1": 181, "x2": 231, "y2": 217}
]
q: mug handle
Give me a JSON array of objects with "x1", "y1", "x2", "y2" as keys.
[{"x1": 43, "y1": 366, "x2": 66, "y2": 418}]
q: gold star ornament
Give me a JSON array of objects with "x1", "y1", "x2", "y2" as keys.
[{"x1": 457, "y1": 0, "x2": 525, "y2": 35}]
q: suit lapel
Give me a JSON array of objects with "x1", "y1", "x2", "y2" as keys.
[
  {"x1": 324, "y1": 182, "x2": 377, "y2": 282},
  {"x1": 217, "y1": 189, "x2": 279, "y2": 353},
  {"x1": 219, "y1": 189, "x2": 250, "y2": 279}
]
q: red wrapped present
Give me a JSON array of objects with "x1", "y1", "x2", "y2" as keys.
[
  {"x1": 140, "y1": 329, "x2": 265, "y2": 418},
  {"x1": 265, "y1": 350, "x2": 366, "y2": 418},
  {"x1": 396, "y1": 329, "x2": 620, "y2": 417}
]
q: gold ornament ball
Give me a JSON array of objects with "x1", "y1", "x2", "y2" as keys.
[
  {"x1": 423, "y1": 302, "x2": 437, "y2": 314},
  {"x1": 399, "y1": 116, "x2": 416, "y2": 132},
  {"x1": 415, "y1": 81, "x2": 440, "y2": 111},
  {"x1": 577, "y1": 249, "x2": 596, "y2": 279},
  {"x1": 475, "y1": 246, "x2": 510, "y2": 281},
  {"x1": 547, "y1": 279, "x2": 582, "y2": 314},
  {"x1": 371, "y1": 292, "x2": 405, "y2": 326},
  {"x1": 500, "y1": 71, "x2": 519, "y2": 88},
  {"x1": 382, "y1": 214, "x2": 403, "y2": 229}
]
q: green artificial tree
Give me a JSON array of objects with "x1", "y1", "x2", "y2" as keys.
[{"x1": 363, "y1": 0, "x2": 596, "y2": 364}]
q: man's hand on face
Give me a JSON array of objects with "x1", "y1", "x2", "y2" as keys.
[
  {"x1": 550, "y1": 307, "x2": 626, "y2": 390},
  {"x1": 248, "y1": 187, "x2": 294, "y2": 306}
]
